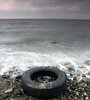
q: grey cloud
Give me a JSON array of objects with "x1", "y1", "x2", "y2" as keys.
[
  {"x1": 0, "y1": 0, "x2": 90, "y2": 19},
  {"x1": 13, "y1": 0, "x2": 90, "y2": 13},
  {"x1": 13, "y1": 0, "x2": 90, "y2": 8}
]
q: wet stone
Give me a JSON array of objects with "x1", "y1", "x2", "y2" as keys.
[
  {"x1": 86, "y1": 97, "x2": 89, "y2": 100},
  {"x1": 5, "y1": 88, "x2": 13, "y2": 93},
  {"x1": 68, "y1": 67, "x2": 75, "y2": 72},
  {"x1": 78, "y1": 82, "x2": 87, "y2": 87},
  {"x1": 2, "y1": 75, "x2": 10, "y2": 79},
  {"x1": 82, "y1": 74, "x2": 86, "y2": 77},
  {"x1": 63, "y1": 63, "x2": 75, "y2": 70},
  {"x1": 78, "y1": 77, "x2": 84, "y2": 83},
  {"x1": 8, "y1": 70, "x2": 15, "y2": 74},
  {"x1": 15, "y1": 75, "x2": 22, "y2": 80},
  {"x1": 0, "y1": 74, "x2": 90, "y2": 100},
  {"x1": 51, "y1": 42, "x2": 58, "y2": 44},
  {"x1": 76, "y1": 92, "x2": 79, "y2": 96},
  {"x1": 84, "y1": 60, "x2": 90, "y2": 65},
  {"x1": 0, "y1": 93, "x2": 9, "y2": 99},
  {"x1": 16, "y1": 91, "x2": 23, "y2": 96},
  {"x1": 65, "y1": 64, "x2": 75, "y2": 73},
  {"x1": 86, "y1": 71, "x2": 90, "y2": 75},
  {"x1": 0, "y1": 76, "x2": 3, "y2": 83}
]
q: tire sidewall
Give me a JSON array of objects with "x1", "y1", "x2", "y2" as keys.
[
  {"x1": 21, "y1": 67, "x2": 67, "y2": 98},
  {"x1": 22, "y1": 67, "x2": 67, "y2": 89}
]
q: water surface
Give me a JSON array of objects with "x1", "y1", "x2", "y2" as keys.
[{"x1": 0, "y1": 19, "x2": 90, "y2": 78}]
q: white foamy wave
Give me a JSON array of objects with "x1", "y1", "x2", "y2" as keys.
[{"x1": 0, "y1": 47, "x2": 90, "y2": 79}]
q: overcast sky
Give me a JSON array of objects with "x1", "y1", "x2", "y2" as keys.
[{"x1": 0, "y1": 0, "x2": 90, "y2": 19}]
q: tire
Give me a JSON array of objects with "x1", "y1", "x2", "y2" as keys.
[{"x1": 21, "y1": 67, "x2": 67, "y2": 99}]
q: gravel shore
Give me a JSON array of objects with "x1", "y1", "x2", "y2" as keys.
[{"x1": 0, "y1": 74, "x2": 90, "y2": 100}]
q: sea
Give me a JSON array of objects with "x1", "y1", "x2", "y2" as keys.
[{"x1": 0, "y1": 19, "x2": 90, "y2": 78}]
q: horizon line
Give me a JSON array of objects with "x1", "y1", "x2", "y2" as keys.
[{"x1": 0, "y1": 18, "x2": 90, "y2": 20}]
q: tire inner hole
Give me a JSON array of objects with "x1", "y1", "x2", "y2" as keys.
[{"x1": 31, "y1": 70, "x2": 58, "y2": 83}]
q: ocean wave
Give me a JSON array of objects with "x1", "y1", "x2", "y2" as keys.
[{"x1": 0, "y1": 46, "x2": 90, "y2": 79}]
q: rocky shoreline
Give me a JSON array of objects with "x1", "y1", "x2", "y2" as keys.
[{"x1": 0, "y1": 74, "x2": 90, "y2": 100}]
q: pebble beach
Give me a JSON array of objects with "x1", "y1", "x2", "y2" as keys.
[
  {"x1": 0, "y1": 59, "x2": 90, "y2": 100},
  {"x1": 0, "y1": 73, "x2": 90, "y2": 100}
]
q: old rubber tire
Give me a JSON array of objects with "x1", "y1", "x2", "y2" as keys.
[{"x1": 21, "y1": 67, "x2": 67, "y2": 99}]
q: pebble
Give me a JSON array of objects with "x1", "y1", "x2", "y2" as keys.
[
  {"x1": 0, "y1": 76, "x2": 3, "y2": 82},
  {"x1": 12, "y1": 66, "x2": 16, "y2": 69},
  {"x1": 16, "y1": 91, "x2": 23, "y2": 95},
  {"x1": 86, "y1": 71, "x2": 90, "y2": 75},
  {"x1": 82, "y1": 74, "x2": 86, "y2": 77},
  {"x1": 0, "y1": 93, "x2": 9, "y2": 99},
  {"x1": 8, "y1": 70, "x2": 15, "y2": 74},
  {"x1": 15, "y1": 75, "x2": 22, "y2": 80},
  {"x1": 68, "y1": 67, "x2": 75, "y2": 72},
  {"x1": 81, "y1": 68, "x2": 86, "y2": 71},
  {"x1": 62, "y1": 62, "x2": 70, "y2": 65},
  {"x1": 86, "y1": 97, "x2": 88, "y2": 100},
  {"x1": 19, "y1": 66, "x2": 26, "y2": 72},
  {"x1": 78, "y1": 77, "x2": 84, "y2": 83},
  {"x1": 0, "y1": 72, "x2": 89, "y2": 100},
  {"x1": 2, "y1": 75, "x2": 9, "y2": 79},
  {"x1": 73, "y1": 74, "x2": 78, "y2": 78},
  {"x1": 78, "y1": 82, "x2": 87, "y2": 87},
  {"x1": 83, "y1": 92, "x2": 87, "y2": 96},
  {"x1": 76, "y1": 92, "x2": 79, "y2": 95},
  {"x1": 62, "y1": 62, "x2": 75, "y2": 72},
  {"x1": 15, "y1": 91, "x2": 23, "y2": 97},
  {"x1": 5, "y1": 88, "x2": 13, "y2": 93},
  {"x1": 84, "y1": 60, "x2": 90, "y2": 65}
]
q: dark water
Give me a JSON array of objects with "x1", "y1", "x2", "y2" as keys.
[
  {"x1": 0, "y1": 19, "x2": 90, "y2": 77},
  {"x1": 0, "y1": 19, "x2": 90, "y2": 51}
]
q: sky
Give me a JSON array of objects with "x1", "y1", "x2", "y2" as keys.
[{"x1": 0, "y1": 0, "x2": 90, "y2": 19}]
